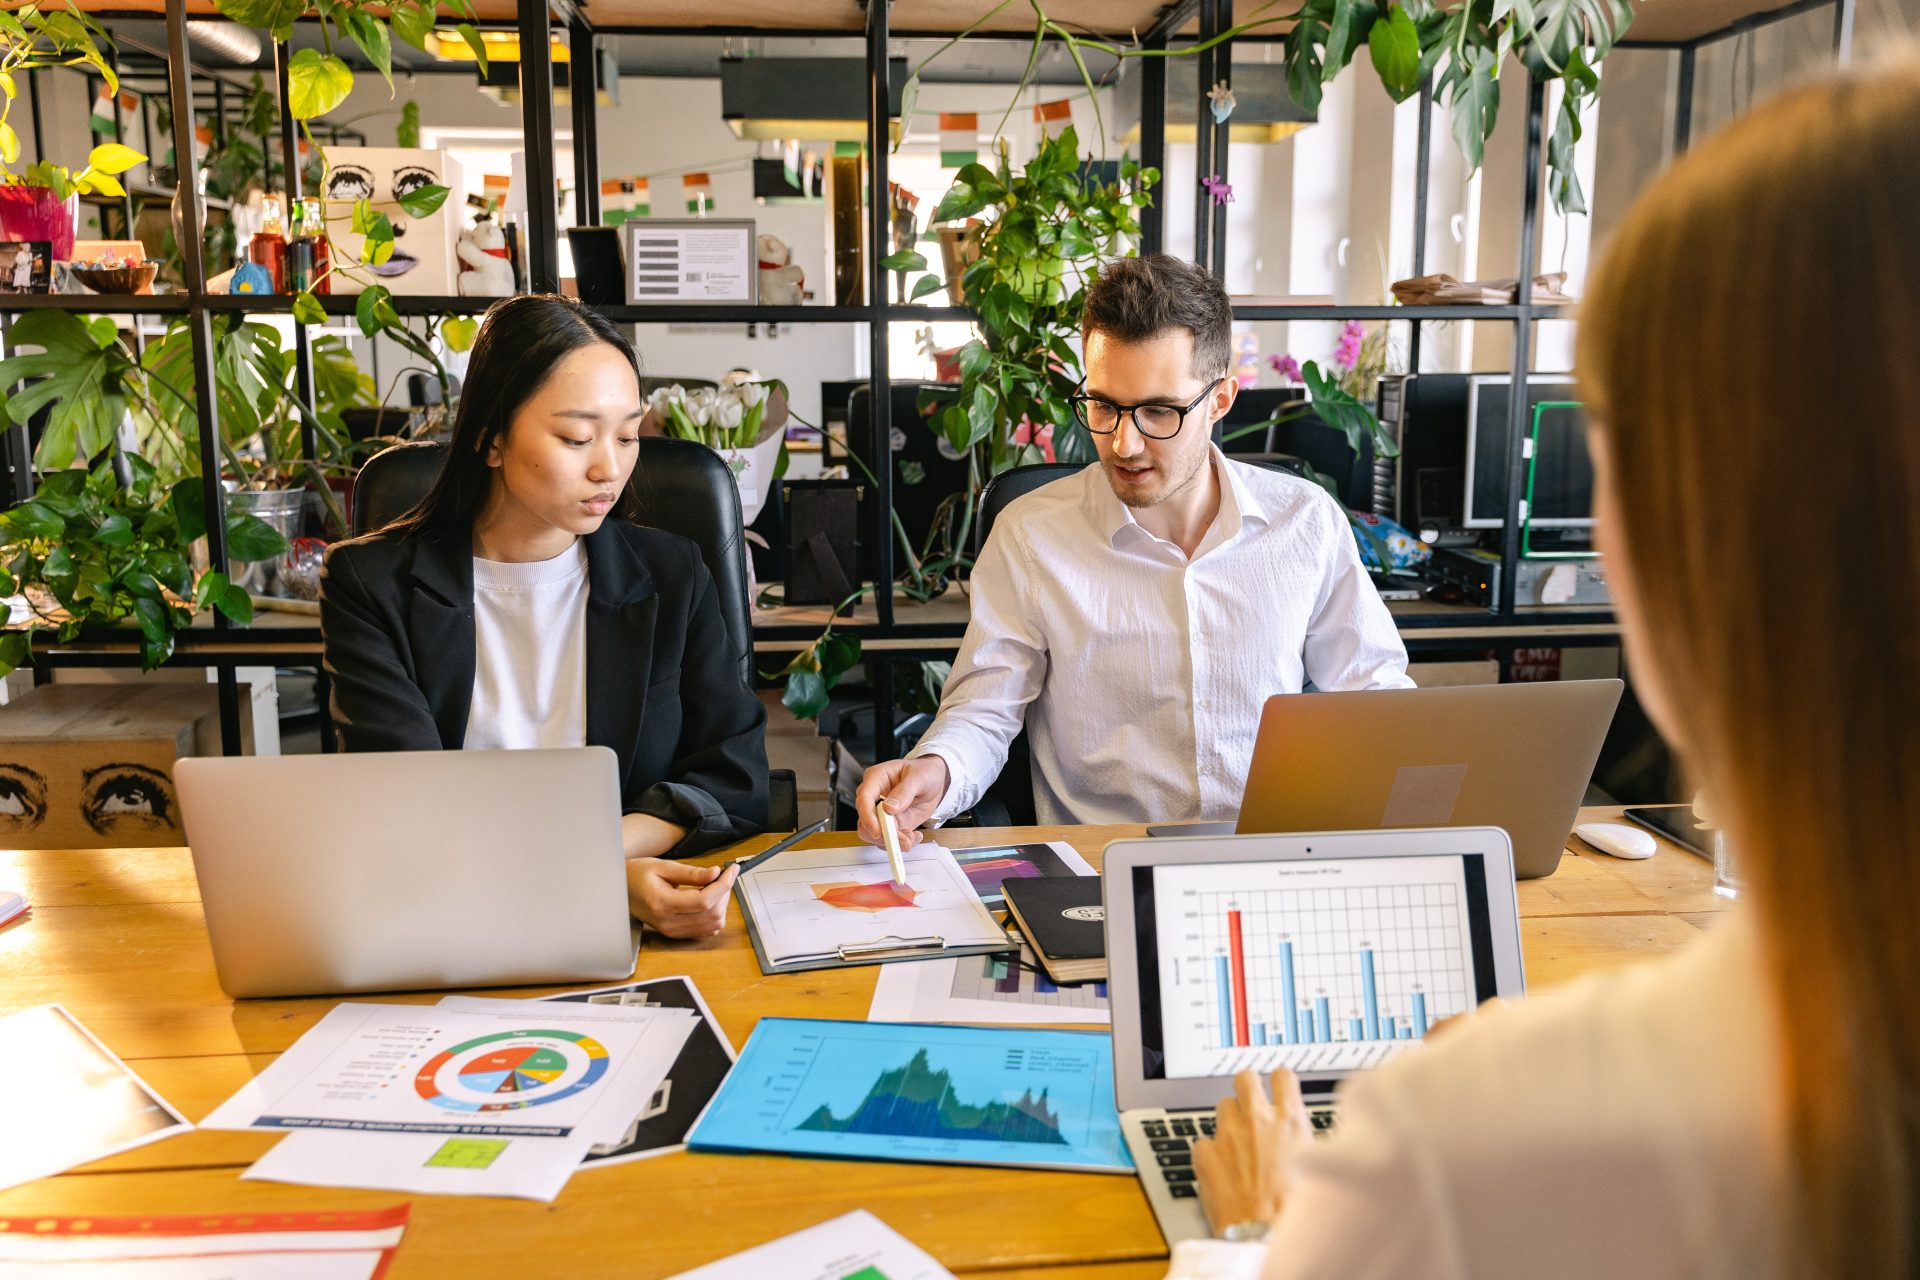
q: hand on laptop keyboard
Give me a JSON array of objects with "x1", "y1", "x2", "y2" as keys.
[{"x1": 1191, "y1": 1068, "x2": 1316, "y2": 1230}]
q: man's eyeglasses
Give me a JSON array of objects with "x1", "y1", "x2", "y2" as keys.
[{"x1": 1068, "y1": 378, "x2": 1225, "y2": 441}]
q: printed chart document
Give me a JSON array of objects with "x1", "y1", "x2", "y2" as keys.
[
  {"x1": 737, "y1": 843, "x2": 1009, "y2": 970},
  {"x1": 946, "y1": 842, "x2": 1093, "y2": 907},
  {"x1": 206, "y1": 1000, "x2": 694, "y2": 1144},
  {"x1": 535, "y1": 977, "x2": 738, "y2": 1167},
  {"x1": 0, "y1": 1206, "x2": 409, "y2": 1279},
  {"x1": 868, "y1": 941, "x2": 1109, "y2": 1026},
  {"x1": 688, "y1": 1018, "x2": 1132, "y2": 1174},
  {"x1": 244, "y1": 1129, "x2": 592, "y2": 1203},
  {"x1": 0, "y1": 1004, "x2": 191, "y2": 1191},
  {"x1": 664, "y1": 1210, "x2": 953, "y2": 1280}
]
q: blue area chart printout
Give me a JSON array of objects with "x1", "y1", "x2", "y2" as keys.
[{"x1": 688, "y1": 1019, "x2": 1132, "y2": 1173}]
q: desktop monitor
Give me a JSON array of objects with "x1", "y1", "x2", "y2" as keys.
[{"x1": 1464, "y1": 375, "x2": 1591, "y2": 529}]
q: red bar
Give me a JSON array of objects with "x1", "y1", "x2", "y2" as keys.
[{"x1": 1228, "y1": 909, "x2": 1250, "y2": 1047}]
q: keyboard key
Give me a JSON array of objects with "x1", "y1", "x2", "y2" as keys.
[
  {"x1": 1171, "y1": 1119, "x2": 1198, "y2": 1137},
  {"x1": 1311, "y1": 1110, "x2": 1335, "y2": 1131},
  {"x1": 1157, "y1": 1152, "x2": 1192, "y2": 1167},
  {"x1": 1150, "y1": 1138, "x2": 1189, "y2": 1153},
  {"x1": 1199, "y1": 1119, "x2": 1216, "y2": 1135},
  {"x1": 1162, "y1": 1167, "x2": 1197, "y2": 1183},
  {"x1": 1142, "y1": 1121, "x2": 1169, "y2": 1138},
  {"x1": 1169, "y1": 1184, "x2": 1198, "y2": 1198}
]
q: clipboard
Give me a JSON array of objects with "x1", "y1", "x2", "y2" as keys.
[{"x1": 731, "y1": 844, "x2": 1016, "y2": 977}]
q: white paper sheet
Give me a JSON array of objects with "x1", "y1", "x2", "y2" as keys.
[
  {"x1": 737, "y1": 843, "x2": 1007, "y2": 965},
  {"x1": 203, "y1": 1000, "x2": 694, "y2": 1145},
  {"x1": 0, "y1": 1004, "x2": 192, "y2": 1191},
  {"x1": 868, "y1": 941, "x2": 1110, "y2": 1026},
  {"x1": 244, "y1": 1130, "x2": 592, "y2": 1202},
  {"x1": 0, "y1": 1207, "x2": 407, "y2": 1279},
  {"x1": 664, "y1": 1210, "x2": 954, "y2": 1280},
  {"x1": 0, "y1": 1251, "x2": 387, "y2": 1279}
]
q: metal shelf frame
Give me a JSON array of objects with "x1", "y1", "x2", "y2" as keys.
[{"x1": 5, "y1": 0, "x2": 1857, "y2": 756}]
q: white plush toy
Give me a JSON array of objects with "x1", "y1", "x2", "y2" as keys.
[
  {"x1": 456, "y1": 220, "x2": 514, "y2": 296},
  {"x1": 756, "y1": 232, "x2": 805, "y2": 305}
]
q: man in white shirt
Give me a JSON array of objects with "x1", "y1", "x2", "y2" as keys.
[{"x1": 855, "y1": 254, "x2": 1412, "y2": 841}]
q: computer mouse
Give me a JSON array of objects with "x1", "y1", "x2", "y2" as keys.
[{"x1": 1576, "y1": 822, "x2": 1657, "y2": 860}]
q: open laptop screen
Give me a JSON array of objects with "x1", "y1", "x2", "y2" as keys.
[{"x1": 1130, "y1": 853, "x2": 1500, "y2": 1081}]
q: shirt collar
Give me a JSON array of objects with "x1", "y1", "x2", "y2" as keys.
[{"x1": 1084, "y1": 445, "x2": 1273, "y2": 550}]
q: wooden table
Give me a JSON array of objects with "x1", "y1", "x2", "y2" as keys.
[{"x1": 0, "y1": 810, "x2": 1725, "y2": 1277}]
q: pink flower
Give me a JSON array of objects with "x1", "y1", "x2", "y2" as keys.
[
  {"x1": 1012, "y1": 416, "x2": 1056, "y2": 463},
  {"x1": 1268, "y1": 353, "x2": 1302, "y2": 384},
  {"x1": 1333, "y1": 319, "x2": 1366, "y2": 371}
]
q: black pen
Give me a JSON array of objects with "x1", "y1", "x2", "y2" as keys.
[{"x1": 732, "y1": 817, "x2": 832, "y2": 874}]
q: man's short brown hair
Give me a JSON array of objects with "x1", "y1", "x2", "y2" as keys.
[{"x1": 1081, "y1": 254, "x2": 1233, "y2": 379}]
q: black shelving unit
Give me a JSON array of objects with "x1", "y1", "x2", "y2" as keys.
[{"x1": 0, "y1": 0, "x2": 1859, "y2": 758}]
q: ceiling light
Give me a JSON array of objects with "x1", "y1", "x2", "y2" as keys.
[{"x1": 425, "y1": 29, "x2": 569, "y2": 62}]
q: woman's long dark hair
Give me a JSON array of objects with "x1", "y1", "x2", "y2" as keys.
[{"x1": 385, "y1": 294, "x2": 642, "y2": 542}]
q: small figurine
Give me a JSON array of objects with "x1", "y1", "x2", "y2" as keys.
[{"x1": 1207, "y1": 80, "x2": 1237, "y2": 124}]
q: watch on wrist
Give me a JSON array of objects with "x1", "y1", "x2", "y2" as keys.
[{"x1": 1220, "y1": 1219, "x2": 1272, "y2": 1243}]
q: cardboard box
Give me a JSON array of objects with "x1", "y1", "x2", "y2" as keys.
[
  {"x1": 0, "y1": 684, "x2": 253, "y2": 850},
  {"x1": 319, "y1": 147, "x2": 465, "y2": 296}
]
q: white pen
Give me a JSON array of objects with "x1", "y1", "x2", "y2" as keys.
[{"x1": 875, "y1": 797, "x2": 909, "y2": 886}]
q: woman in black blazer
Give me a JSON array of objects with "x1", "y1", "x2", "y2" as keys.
[{"x1": 321, "y1": 295, "x2": 768, "y2": 938}]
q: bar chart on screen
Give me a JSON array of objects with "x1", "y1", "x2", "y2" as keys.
[{"x1": 1154, "y1": 856, "x2": 1480, "y2": 1079}]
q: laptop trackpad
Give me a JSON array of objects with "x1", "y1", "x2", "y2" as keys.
[{"x1": 1381, "y1": 764, "x2": 1469, "y2": 826}]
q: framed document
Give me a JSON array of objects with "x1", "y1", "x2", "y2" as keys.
[{"x1": 621, "y1": 218, "x2": 757, "y2": 304}]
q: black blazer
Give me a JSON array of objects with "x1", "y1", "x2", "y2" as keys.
[{"x1": 319, "y1": 520, "x2": 768, "y2": 857}]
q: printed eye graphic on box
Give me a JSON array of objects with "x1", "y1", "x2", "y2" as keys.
[{"x1": 320, "y1": 147, "x2": 464, "y2": 296}]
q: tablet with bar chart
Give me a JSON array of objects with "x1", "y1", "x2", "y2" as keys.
[{"x1": 1147, "y1": 852, "x2": 1501, "y2": 1079}]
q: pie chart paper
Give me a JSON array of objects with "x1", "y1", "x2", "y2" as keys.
[
  {"x1": 203, "y1": 1000, "x2": 695, "y2": 1144},
  {"x1": 737, "y1": 843, "x2": 1007, "y2": 968}
]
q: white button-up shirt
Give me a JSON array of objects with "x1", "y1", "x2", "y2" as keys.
[{"x1": 910, "y1": 449, "x2": 1413, "y2": 826}]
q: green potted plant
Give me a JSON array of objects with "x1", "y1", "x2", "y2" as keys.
[{"x1": 0, "y1": 5, "x2": 148, "y2": 258}]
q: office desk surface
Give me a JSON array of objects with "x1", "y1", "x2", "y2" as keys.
[{"x1": 0, "y1": 810, "x2": 1725, "y2": 1278}]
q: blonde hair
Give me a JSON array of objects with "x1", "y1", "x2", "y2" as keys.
[{"x1": 1579, "y1": 56, "x2": 1920, "y2": 1278}]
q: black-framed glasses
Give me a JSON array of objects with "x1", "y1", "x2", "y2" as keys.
[{"x1": 1068, "y1": 378, "x2": 1225, "y2": 440}]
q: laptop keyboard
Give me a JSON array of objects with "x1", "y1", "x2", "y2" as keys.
[{"x1": 1140, "y1": 1110, "x2": 1336, "y2": 1199}]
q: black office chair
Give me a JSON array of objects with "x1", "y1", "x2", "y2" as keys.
[
  {"x1": 346, "y1": 437, "x2": 797, "y2": 827},
  {"x1": 963, "y1": 458, "x2": 1304, "y2": 827}
]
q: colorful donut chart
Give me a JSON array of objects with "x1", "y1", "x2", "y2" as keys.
[{"x1": 414, "y1": 1029, "x2": 609, "y2": 1113}]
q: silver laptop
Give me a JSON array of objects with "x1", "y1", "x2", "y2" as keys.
[
  {"x1": 1233, "y1": 679, "x2": 1623, "y2": 878},
  {"x1": 1104, "y1": 828, "x2": 1527, "y2": 1246},
  {"x1": 176, "y1": 747, "x2": 637, "y2": 998}
]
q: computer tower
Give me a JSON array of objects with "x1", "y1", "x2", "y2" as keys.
[{"x1": 1391, "y1": 373, "x2": 1472, "y2": 534}]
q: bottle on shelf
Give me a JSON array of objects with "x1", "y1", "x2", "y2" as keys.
[
  {"x1": 249, "y1": 195, "x2": 288, "y2": 293},
  {"x1": 301, "y1": 197, "x2": 331, "y2": 296},
  {"x1": 286, "y1": 199, "x2": 313, "y2": 296}
]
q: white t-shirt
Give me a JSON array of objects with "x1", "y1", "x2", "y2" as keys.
[
  {"x1": 1166, "y1": 912, "x2": 1787, "y2": 1280},
  {"x1": 463, "y1": 542, "x2": 590, "y2": 751}
]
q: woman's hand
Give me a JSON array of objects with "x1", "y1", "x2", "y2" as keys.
[
  {"x1": 626, "y1": 858, "x2": 737, "y2": 939},
  {"x1": 1192, "y1": 1068, "x2": 1312, "y2": 1237},
  {"x1": 622, "y1": 812, "x2": 690, "y2": 859}
]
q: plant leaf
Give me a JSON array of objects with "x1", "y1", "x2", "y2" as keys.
[
  {"x1": 342, "y1": 7, "x2": 393, "y2": 92},
  {"x1": 214, "y1": 0, "x2": 304, "y2": 38},
  {"x1": 1369, "y1": 5, "x2": 1422, "y2": 101},
  {"x1": 909, "y1": 275, "x2": 945, "y2": 301},
  {"x1": 393, "y1": 182, "x2": 449, "y2": 218},
  {"x1": 440, "y1": 315, "x2": 478, "y2": 352},
  {"x1": 781, "y1": 668, "x2": 829, "y2": 720},
  {"x1": 390, "y1": 1, "x2": 434, "y2": 51},
  {"x1": 85, "y1": 170, "x2": 126, "y2": 197},
  {"x1": 292, "y1": 290, "x2": 328, "y2": 325},
  {"x1": 457, "y1": 23, "x2": 489, "y2": 76},
  {"x1": 0, "y1": 310, "x2": 131, "y2": 470},
  {"x1": 286, "y1": 48, "x2": 354, "y2": 120},
  {"x1": 224, "y1": 512, "x2": 289, "y2": 561},
  {"x1": 86, "y1": 142, "x2": 146, "y2": 175},
  {"x1": 355, "y1": 286, "x2": 386, "y2": 337},
  {"x1": 93, "y1": 513, "x2": 134, "y2": 546},
  {"x1": 879, "y1": 250, "x2": 928, "y2": 272},
  {"x1": 8, "y1": 501, "x2": 64, "y2": 540}
]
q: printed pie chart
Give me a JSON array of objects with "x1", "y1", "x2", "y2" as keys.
[
  {"x1": 415, "y1": 1030, "x2": 609, "y2": 1113},
  {"x1": 811, "y1": 880, "x2": 919, "y2": 912}
]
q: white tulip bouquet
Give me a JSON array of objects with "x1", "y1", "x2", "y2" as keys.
[{"x1": 647, "y1": 376, "x2": 774, "y2": 451}]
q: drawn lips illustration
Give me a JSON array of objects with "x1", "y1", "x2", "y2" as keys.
[
  {"x1": 370, "y1": 249, "x2": 418, "y2": 277},
  {"x1": 811, "y1": 880, "x2": 919, "y2": 912}
]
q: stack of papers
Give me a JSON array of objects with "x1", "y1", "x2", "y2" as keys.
[
  {"x1": 0, "y1": 890, "x2": 27, "y2": 928},
  {"x1": 210, "y1": 997, "x2": 699, "y2": 1201},
  {"x1": 0, "y1": 1004, "x2": 193, "y2": 1191},
  {"x1": 666, "y1": 1210, "x2": 954, "y2": 1280},
  {"x1": 0, "y1": 1206, "x2": 410, "y2": 1279}
]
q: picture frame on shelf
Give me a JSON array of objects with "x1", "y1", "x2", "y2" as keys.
[
  {"x1": 0, "y1": 241, "x2": 51, "y2": 295},
  {"x1": 621, "y1": 217, "x2": 757, "y2": 305}
]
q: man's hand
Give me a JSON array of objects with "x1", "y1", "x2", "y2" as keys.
[
  {"x1": 626, "y1": 858, "x2": 736, "y2": 939},
  {"x1": 854, "y1": 755, "x2": 950, "y2": 851},
  {"x1": 1192, "y1": 1068, "x2": 1312, "y2": 1236}
]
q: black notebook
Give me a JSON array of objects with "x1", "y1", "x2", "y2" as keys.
[{"x1": 1002, "y1": 876, "x2": 1107, "y2": 984}]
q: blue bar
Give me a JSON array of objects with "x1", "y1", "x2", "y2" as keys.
[
  {"x1": 1035, "y1": 972, "x2": 1057, "y2": 994},
  {"x1": 1398, "y1": 1024, "x2": 1412, "y2": 1039},
  {"x1": 1297, "y1": 1007, "x2": 1312, "y2": 1042},
  {"x1": 1412, "y1": 992, "x2": 1429, "y2": 1036},
  {"x1": 1252, "y1": 1022, "x2": 1265, "y2": 1046},
  {"x1": 1349, "y1": 1017, "x2": 1364, "y2": 1042},
  {"x1": 1279, "y1": 941, "x2": 1298, "y2": 1044},
  {"x1": 1361, "y1": 949, "x2": 1379, "y2": 1041},
  {"x1": 1095, "y1": 982, "x2": 1108, "y2": 998},
  {"x1": 1315, "y1": 996, "x2": 1331, "y2": 1044},
  {"x1": 1216, "y1": 956, "x2": 1233, "y2": 1049}
]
